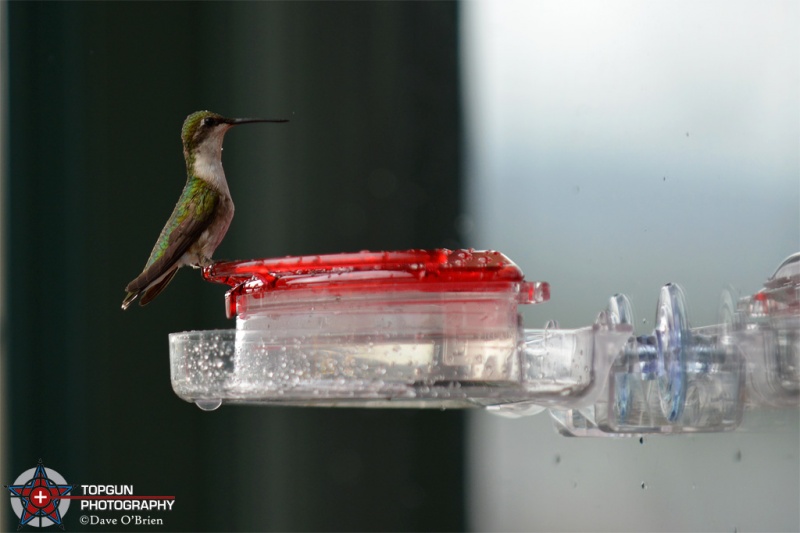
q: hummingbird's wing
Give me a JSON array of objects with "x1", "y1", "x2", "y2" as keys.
[{"x1": 123, "y1": 179, "x2": 220, "y2": 305}]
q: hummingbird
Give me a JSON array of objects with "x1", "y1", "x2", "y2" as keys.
[{"x1": 122, "y1": 110, "x2": 287, "y2": 310}]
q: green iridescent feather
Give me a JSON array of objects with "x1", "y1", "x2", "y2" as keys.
[{"x1": 144, "y1": 176, "x2": 219, "y2": 269}]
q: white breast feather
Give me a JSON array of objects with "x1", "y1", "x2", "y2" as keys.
[{"x1": 191, "y1": 129, "x2": 230, "y2": 195}]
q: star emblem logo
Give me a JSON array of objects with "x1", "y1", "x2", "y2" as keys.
[{"x1": 5, "y1": 460, "x2": 75, "y2": 530}]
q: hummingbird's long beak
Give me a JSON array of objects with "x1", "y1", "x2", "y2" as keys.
[{"x1": 225, "y1": 117, "x2": 289, "y2": 125}]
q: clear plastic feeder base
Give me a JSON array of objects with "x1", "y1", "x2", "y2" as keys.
[{"x1": 168, "y1": 249, "x2": 800, "y2": 436}]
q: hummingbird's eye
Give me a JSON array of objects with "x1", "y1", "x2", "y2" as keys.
[{"x1": 202, "y1": 117, "x2": 217, "y2": 127}]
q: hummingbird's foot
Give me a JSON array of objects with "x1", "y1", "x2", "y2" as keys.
[{"x1": 195, "y1": 256, "x2": 214, "y2": 269}]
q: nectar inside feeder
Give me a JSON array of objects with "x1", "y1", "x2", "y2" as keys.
[{"x1": 169, "y1": 249, "x2": 633, "y2": 412}]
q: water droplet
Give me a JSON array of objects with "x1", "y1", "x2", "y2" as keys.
[{"x1": 195, "y1": 399, "x2": 222, "y2": 411}]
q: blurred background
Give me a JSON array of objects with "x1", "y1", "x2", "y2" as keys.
[
  {"x1": 2, "y1": 1, "x2": 798, "y2": 531},
  {"x1": 462, "y1": 2, "x2": 798, "y2": 531}
]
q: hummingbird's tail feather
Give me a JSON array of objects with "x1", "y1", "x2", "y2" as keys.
[
  {"x1": 121, "y1": 291, "x2": 138, "y2": 310},
  {"x1": 139, "y1": 268, "x2": 179, "y2": 307},
  {"x1": 121, "y1": 268, "x2": 179, "y2": 310}
]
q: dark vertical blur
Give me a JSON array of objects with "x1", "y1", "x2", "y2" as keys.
[{"x1": 5, "y1": 2, "x2": 464, "y2": 531}]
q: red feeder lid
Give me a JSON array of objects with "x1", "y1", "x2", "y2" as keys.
[{"x1": 203, "y1": 249, "x2": 549, "y2": 318}]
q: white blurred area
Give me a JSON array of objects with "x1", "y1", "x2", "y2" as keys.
[{"x1": 461, "y1": 1, "x2": 799, "y2": 531}]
